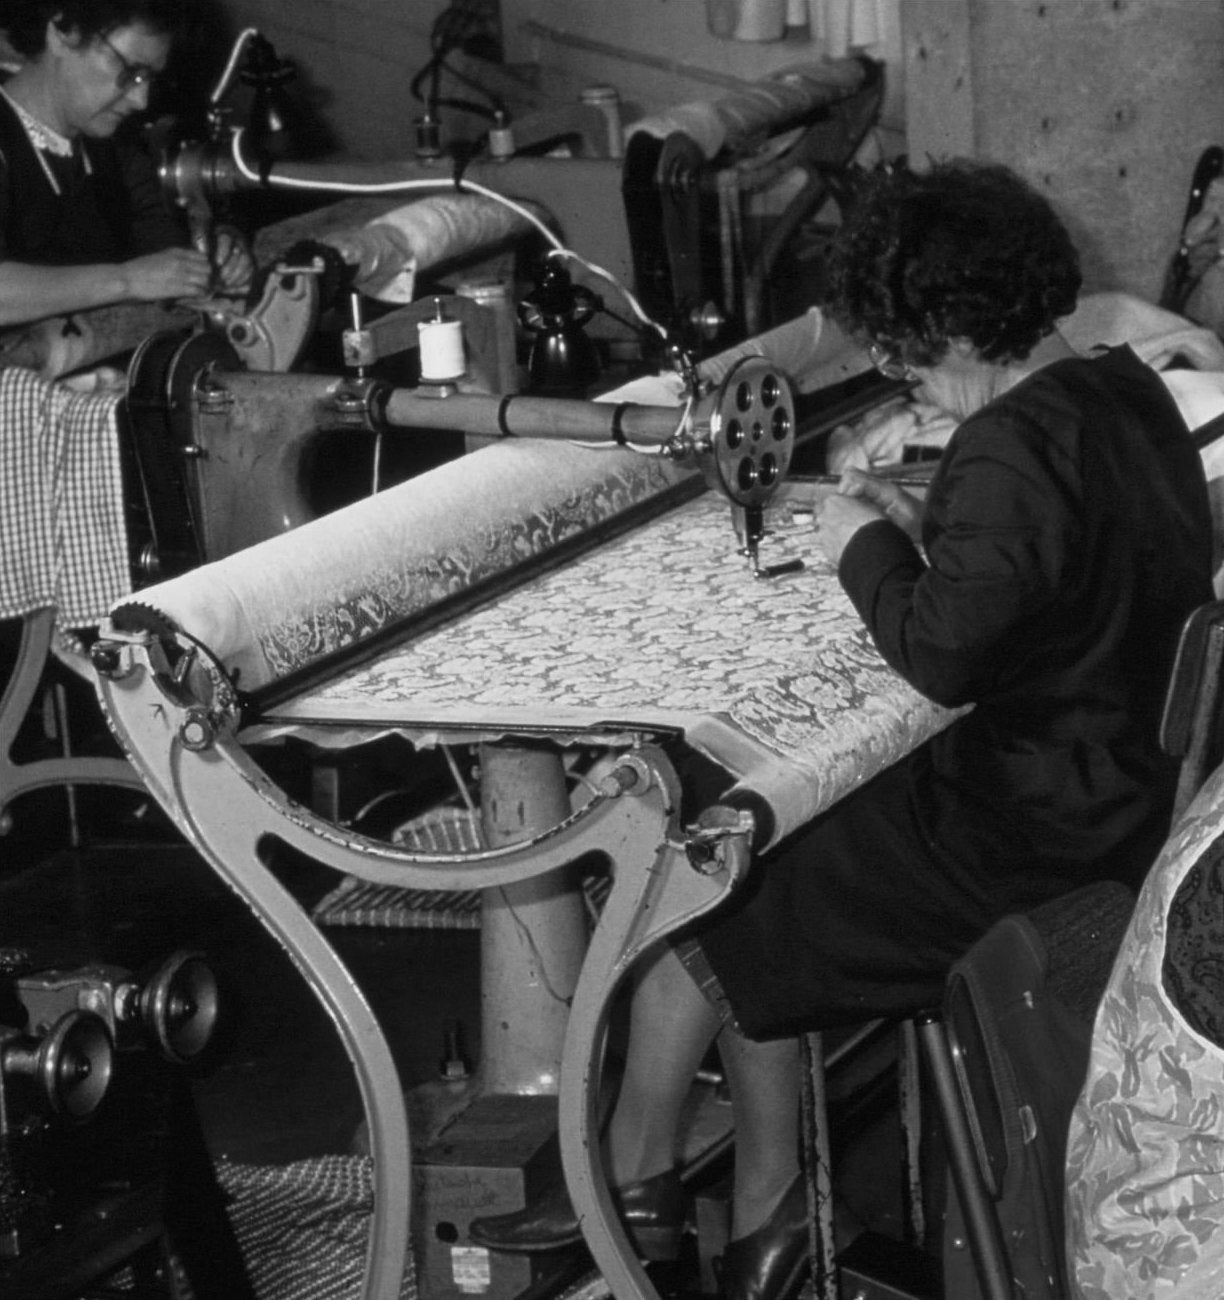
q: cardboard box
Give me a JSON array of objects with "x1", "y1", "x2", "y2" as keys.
[{"x1": 413, "y1": 1093, "x2": 561, "y2": 1299}]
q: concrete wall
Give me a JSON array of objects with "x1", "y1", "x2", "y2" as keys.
[
  {"x1": 499, "y1": 0, "x2": 903, "y2": 138},
  {"x1": 198, "y1": 0, "x2": 459, "y2": 160},
  {"x1": 903, "y1": 0, "x2": 1224, "y2": 301}
]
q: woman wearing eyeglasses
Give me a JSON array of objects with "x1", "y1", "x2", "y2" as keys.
[
  {"x1": 0, "y1": 0, "x2": 250, "y2": 331},
  {"x1": 470, "y1": 159, "x2": 1216, "y2": 1299}
]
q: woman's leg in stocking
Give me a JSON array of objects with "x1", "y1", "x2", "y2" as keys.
[
  {"x1": 716, "y1": 1028, "x2": 801, "y2": 1239},
  {"x1": 603, "y1": 944, "x2": 722, "y2": 1185},
  {"x1": 601, "y1": 945, "x2": 802, "y2": 1240}
]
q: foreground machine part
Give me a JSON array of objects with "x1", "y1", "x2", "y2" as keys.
[
  {"x1": 0, "y1": 949, "x2": 244, "y2": 1299},
  {"x1": 91, "y1": 623, "x2": 753, "y2": 1300}
]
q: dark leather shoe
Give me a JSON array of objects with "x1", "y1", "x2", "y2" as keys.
[
  {"x1": 468, "y1": 1166, "x2": 686, "y2": 1261},
  {"x1": 717, "y1": 1174, "x2": 809, "y2": 1300}
]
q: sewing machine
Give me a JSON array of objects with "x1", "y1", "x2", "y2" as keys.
[
  {"x1": 160, "y1": 34, "x2": 882, "y2": 358},
  {"x1": 86, "y1": 313, "x2": 955, "y2": 1300},
  {"x1": 103, "y1": 36, "x2": 884, "y2": 585},
  {"x1": 115, "y1": 235, "x2": 884, "y2": 586}
]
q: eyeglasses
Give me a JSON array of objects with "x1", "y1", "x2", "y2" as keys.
[
  {"x1": 99, "y1": 33, "x2": 160, "y2": 93},
  {"x1": 867, "y1": 341, "x2": 915, "y2": 382}
]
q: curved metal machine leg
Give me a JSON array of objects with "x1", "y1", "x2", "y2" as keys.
[
  {"x1": 0, "y1": 607, "x2": 143, "y2": 834},
  {"x1": 139, "y1": 749, "x2": 414, "y2": 1300},
  {"x1": 94, "y1": 631, "x2": 739, "y2": 1300},
  {"x1": 558, "y1": 803, "x2": 753, "y2": 1300}
]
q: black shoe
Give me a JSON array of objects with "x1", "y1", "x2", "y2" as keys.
[
  {"x1": 467, "y1": 1166, "x2": 686, "y2": 1261},
  {"x1": 717, "y1": 1174, "x2": 809, "y2": 1300}
]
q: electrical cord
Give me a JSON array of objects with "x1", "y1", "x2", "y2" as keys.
[{"x1": 228, "y1": 127, "x2": 675, "y2": 353}]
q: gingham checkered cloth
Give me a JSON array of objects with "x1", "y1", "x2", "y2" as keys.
[{"x1": 0, "y1": 365, "x2": 128, "y2": 629}]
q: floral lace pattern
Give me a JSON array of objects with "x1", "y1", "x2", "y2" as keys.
[
  {"x1": 279, "y1": 494, "x2": 956, "y2": 842},
  {"x1": 1066, "y1": 763, "x2": 1224, "y2": 1298},
  {"x1": 1164, "y1": 850, "x2": 1224, "y2": 1048},
  {"x1": 255, "y1": 449, "x2": 686, "y2": 682}
]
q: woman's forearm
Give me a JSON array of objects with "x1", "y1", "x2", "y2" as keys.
[
  {"x1": 0, "y1": 260, "x2": 132, "y2": 325},
  {"x1": 0, "y1": 245, "x2": 214, "y2": 326}
]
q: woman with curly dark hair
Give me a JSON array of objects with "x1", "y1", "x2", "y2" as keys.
[
  {"x1": 0, "y1": 0, "x2": 249, "y2": 329},
  {"x1": 470, "y1": 159, "x2": 1215, "y2": 1299}
]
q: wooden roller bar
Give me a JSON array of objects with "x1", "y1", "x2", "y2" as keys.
[{"x1": 382, "y1": 386, "x2": 689, "y2": 445}]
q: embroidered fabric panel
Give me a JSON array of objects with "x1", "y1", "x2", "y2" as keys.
[
  {"x1": 122, "y1": 439, "x2": 693, "y2": 693},
  {"x1": 280, "y1": 494, "x2": 955, "y2": 839}
]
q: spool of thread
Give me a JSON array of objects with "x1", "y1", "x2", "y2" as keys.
[
  {"x1": 580, "y1": 84, "x2": 625, "y2": 159},
  {"x1": 706, "y1": 0, "x2": 786, "y2": 41},
  {"x1": 418, "y1": 316, "x2": 466, "y2": 382}
]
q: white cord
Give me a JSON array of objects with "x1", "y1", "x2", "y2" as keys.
[
  {"x1": 562, "y1": 390, "x2": 692, "y2": 455},
  {"x1": 210, "y1": 28, "x2": 259, "y2": 105},
  {"x1": 228, "y1": 127, "x2": 673, "y2": 348},
  {"x1": 547, "y1": 246, "x2": 666, "y2": 339}
]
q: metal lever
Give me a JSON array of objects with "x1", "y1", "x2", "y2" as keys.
[{"x1": 737, "y1": 504, "x2": 806, "y2": 579}]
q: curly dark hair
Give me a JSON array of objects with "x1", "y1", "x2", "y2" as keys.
[
  {"x1": 2, "y1": 0, "x2": 185, "y2": 57},
  {"x1": 824, "y1": 159, "x2": 1082, "y2": 367}
]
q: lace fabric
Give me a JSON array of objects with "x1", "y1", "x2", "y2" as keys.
[{"x1": 1162, "y1": 837, "x2": 1224, "y2": 1047}]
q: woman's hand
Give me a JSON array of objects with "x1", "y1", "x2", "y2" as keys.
[
  {"x1": 212, "y1": 226, "x2": 255, "y2": 295},
  {"x1": 121, "y1": 247, "x2": 215, "y2": 302},
  {"x1": 815, "y1": 467, "x2": 923, "y2": 565},
  {"x1": 1182, "y1": 206, "x2": 1223, "y2": 287},
  {"x1": 838, "y1": 467, "x2": 924, "y2": 538}
]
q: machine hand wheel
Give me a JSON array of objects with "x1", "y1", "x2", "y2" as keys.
[{"x1": 702, "y1": 354, "x2": 795, "y2": 508}]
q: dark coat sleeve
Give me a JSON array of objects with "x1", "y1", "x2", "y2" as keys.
[{"x1": 837, "y1": 409, "x2": 1082, "y2": 708}]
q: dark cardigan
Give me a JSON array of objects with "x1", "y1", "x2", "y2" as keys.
[{"x1": 0, "y1": 90, "x2": 183, "y2": 266}]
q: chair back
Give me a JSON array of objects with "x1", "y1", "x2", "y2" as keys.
[
  {"x1": 939, "y1": 881, "x2": 1134, "y2": 1300},
  {"x1": 931, "y1": 597, "x2": 1224, "y2": 1297},
  {"x1": 1160, "y1": 598, "x2": 1224, "y2": 821}
]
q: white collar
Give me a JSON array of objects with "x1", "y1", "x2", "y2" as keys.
[{"x1": 0, "y1": 85, "x2": 74, "y2": 157}]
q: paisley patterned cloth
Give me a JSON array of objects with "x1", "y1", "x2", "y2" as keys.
[
  {"x1": 270, "y1": 491, "x2": 957, "y2": 846},
  {"x1": 1065, "y1": 761, "x2": 1224, "y2": 1298}
]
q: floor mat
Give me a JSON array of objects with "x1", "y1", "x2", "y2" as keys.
[{"x1": 218, "y1": 1154, "x2": 417, "y2": 1300}]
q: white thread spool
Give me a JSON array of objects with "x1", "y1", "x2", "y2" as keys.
[{"x1": 418, "y1": 312, "x2": 466, "y2": 382}]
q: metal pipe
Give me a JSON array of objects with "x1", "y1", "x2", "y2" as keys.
[
  {"x1": 915, "y1": 1012, "x2": 1015, "y2": 1300},
  {"x1": 383, "y1": 387, "x2": 686, "y2": 445}
]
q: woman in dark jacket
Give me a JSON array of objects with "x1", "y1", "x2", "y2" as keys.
[
  {"x1": 471, "y1": 159, "x2": 1216, "y2": 1300},
  {"x1": 0, "y1": 0, "x2": 250, "y2": 329}
]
